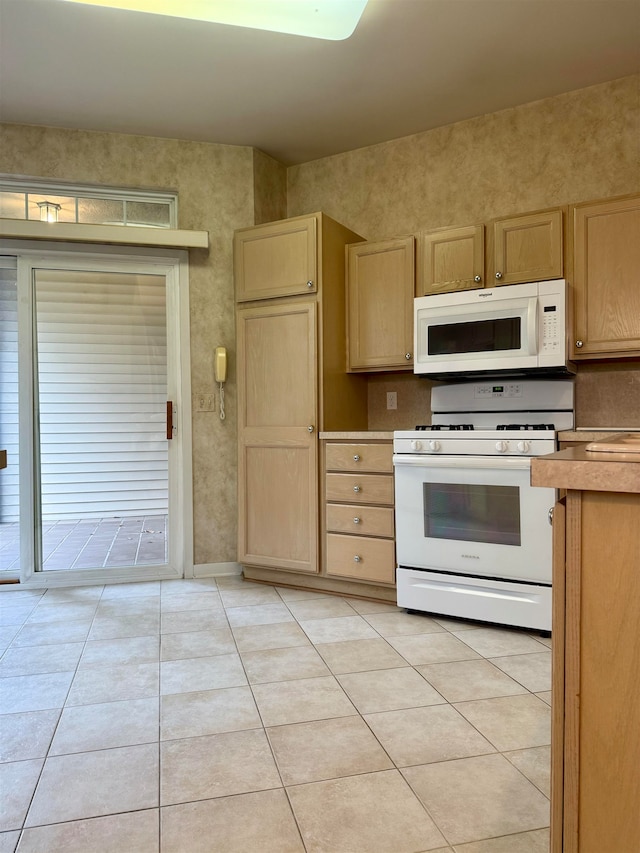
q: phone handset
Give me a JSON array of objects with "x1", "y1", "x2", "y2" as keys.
[{"x1": 214, "y1": 347, "x2": 227, "y2": 421}]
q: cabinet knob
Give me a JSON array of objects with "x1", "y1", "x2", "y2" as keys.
[
  {"x1": 306, "y1": 280, "x2": 314, "y2": 289},
  {"x1": 308, "y1": 425, "x2": 315, "y2": 433},
  {"x1": 576, "y1": 340, "x2": 584, "y2": 348},
  {"x1": 474, "y1": 275, "x2": 482, "y2": 283},
  {"x1": 404, "y1": 352, "x2": 412, "y2": 360},
  {"x1": 495, "y1": 271, "x2": 503, "y2": 280},
  {"x1": 353, "y1": 485, "x2": 361, "y2": 493},
  {"x1": 353, "y1": 454, "x2": 360, "y2": 462},
  {"x1": 353, "y1": 517, "x2": 361, "y2": 525},
  {"x1": 548, "y1": 507, "x2": 554, "y2": 526},
  {"x1": 354, "y1": 555, "x2": 361, "y2": 563}
]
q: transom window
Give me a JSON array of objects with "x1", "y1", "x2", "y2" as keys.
[{"x1": 0, "y1": 177, "x2": 177, "y2": 228}]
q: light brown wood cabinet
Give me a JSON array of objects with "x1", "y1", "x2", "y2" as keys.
[
  {"x1": 490, "y1": 208, "x2": 564, "y2": 286},
  {"x1": 234, "y1": 215, "x2": 317, "y2": 302},
  {"x1": 550, "y1": 489, "x2": 640, "y2": 853},
  {"x1": 417, "y1": 208, "x2": 563, "y2": 296},
  {"x1": 531, "y1": 451, "x2": 640, "y2": 853},
  {"x1": 235, "y1": 213, "x2": 369, "y2": 582},
  {"x1": 236, "y1": 298, "x2": 319, "y2": 574},
  {"x1": 346, "y1": 236, "x2": 415, "y2": 371},
  {"x1": 570, "y1": 194, "x2": 640, "y2": 359},
  {"x1": 324, "y1": 440, "x2": 396, "y2": 586},
  {"x1": 418, "y1": 224, "x2": 484, "y2": 295}
]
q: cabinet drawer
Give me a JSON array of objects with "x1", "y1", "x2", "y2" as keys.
[
  {"x1": 325, "y1": 473, "x2": 394, "y2": 505},
  {"x1": 326, "y1": 503, "x2": 394, "y2": 538},
  {"x1": 326, "y1": 534, "x2": 395, "y2": 585},
  {"x1": 325, "y1": 442, "x2": 393, "y2": 473}
]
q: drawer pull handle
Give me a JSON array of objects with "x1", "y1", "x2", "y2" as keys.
[
  {"x1": 354, "y1": 555, "x2": 361, "y2": 563},
  {"x1": 353, "y1": 454, "x2": 360, "y2": 462},
  {"x1": 353, "y1": 485, "x2": 361, "y2": 493},
  {"x1": 353, "y1": 517, "x2": 361, "y2": 524}
]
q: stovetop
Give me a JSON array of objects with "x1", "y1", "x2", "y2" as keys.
[
  {"x1": 414, "y1": 423, "x2": 556, "y2": 432},
  {"x1": 393, "y1": 378, "x2": 574, "y2": 457}
]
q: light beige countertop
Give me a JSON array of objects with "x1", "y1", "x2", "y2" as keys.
[
  {"x1": 319, "y1": 431, "x2": 394, "y2": 440},
  {"x1": 532, "y1": 444, "x2": 640, "y2": 494}
]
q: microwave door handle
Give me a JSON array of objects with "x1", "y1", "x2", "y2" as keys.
[{"x1": 527, "y1": 297, "x2": 538, "y2": 355}]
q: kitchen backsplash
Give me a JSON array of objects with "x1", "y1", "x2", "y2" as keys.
[
  {"x1": 367, "y1": 364, "x2": 640, "y2": 430},
  {"x1": 573, "y1": 363, "x2": 640, "y2": 427}
]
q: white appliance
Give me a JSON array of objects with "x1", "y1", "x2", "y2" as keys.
[
  {"x1": 414, "y1": 279, "x2": 573, "y2": 380},
  {"x1": 393, "y1": 379, "x2": 574, "y2": 631}
]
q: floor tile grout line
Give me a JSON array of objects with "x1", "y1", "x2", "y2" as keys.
[
  {"x1": 1, "y1": 578, "x2": 551, "y2": 848},
  {"x1": 13, "y1": 581, "x2": 107, "y2": 836}
]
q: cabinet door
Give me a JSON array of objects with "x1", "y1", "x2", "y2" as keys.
[
  {"x1": 237, "y1": 299, "x2": 318, "y2": 573},
  {"x1": 346, "y1": 237, "x2": 414, "y2": 371},
  {"x1": 571, "y1": 195, "x2": 640, "y2": 358},
  {"x1": 491, "y1": 209, "x2": 563, "y2": 286},
  {"x1": 235, "y1": 216, "x2": 316, "y2": 302},
  {"x1": 418, "y1": 224, "x2": 484, "y2": 295}
]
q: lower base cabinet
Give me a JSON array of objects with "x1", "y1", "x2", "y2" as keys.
[
  {"x1": 241, "y1": 431, "x2": 398, "y2": 601},
  {"x1": 323, "y1": 439, "x2": 396, "y2": 588},
  {"x1": 551, "y1": 489, "x2": 640, "y2": 852}
]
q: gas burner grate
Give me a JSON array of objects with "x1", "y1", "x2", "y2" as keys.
[
  {"x1": 415, "y1": 424, "x2": 475, "y2": 431},
  {"x1": 496, "y1": 423, "x2": 556, "y2": 431}
]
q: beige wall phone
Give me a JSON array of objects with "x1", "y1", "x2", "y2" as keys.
[{"x1": 214, "y1": 346, "x2": 227, "y2": 421}]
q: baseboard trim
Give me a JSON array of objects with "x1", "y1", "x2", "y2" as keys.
[{"x1": 193, "y1": 561, "x2": 243, "y2": 578}]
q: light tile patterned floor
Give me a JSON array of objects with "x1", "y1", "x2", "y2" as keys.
[{"x1": 0, "y1": 577, "x2": 551, "y2": 852}]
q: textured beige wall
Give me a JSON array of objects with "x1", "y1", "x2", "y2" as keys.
[
  {"x1": 288, "y1": 75, "x2": 640, "y2": 430},
  {"x1": 0, "y1": 123, "x2": 256, "y2": 566},
  {"x1": 287, "y1": 75, "x2": 640, "y2": 240},
  {"x1": 253, "y1": 149, "x2": 287, "y2": 225}
]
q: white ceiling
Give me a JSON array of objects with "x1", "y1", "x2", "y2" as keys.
[{"x1": 1, "y1": 0, "x2": 639, "y2": 166}]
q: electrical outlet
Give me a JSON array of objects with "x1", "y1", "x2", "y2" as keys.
[{"x1": 386, "y1": 391, "x2": 397, "y2": 410}]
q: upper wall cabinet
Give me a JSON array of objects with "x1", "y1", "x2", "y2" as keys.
[
  {"x1": 491, "y1": 208, "x2": 564, "y2": 286},
  {"x1": 234, "y1": 215, "x2": 317, "y2": 302},
  {"x1": 417, "y1": 208, "x2": 564, "y2": 297},
  {"x1": 346, "y1": 236, "x2": 415, "y2": 372},
  {"x1": 570, "y1": 194, "x2": 640, "y2": 360},
  {"x1": 418, "y1": 224, "x2": 484, "y2": 295}
]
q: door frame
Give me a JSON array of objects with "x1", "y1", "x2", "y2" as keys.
[{"x1": 3, "y1": 239, "x2": 193, "y2": 587}]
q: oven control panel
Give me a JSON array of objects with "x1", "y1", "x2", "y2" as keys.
[{"x1": 474, "y1": 383, "x2": 522, "y2": 399}]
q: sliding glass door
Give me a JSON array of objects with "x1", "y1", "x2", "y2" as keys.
[{"x1": 0, "y1": 244, "x2": 192, "y2": 586}]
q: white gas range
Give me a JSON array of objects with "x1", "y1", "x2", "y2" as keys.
[{"x1": 393, "y1": 379, "x2": 574, "y2": 631}]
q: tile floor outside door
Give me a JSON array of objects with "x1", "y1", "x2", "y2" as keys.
[{"x1": 0, "y1": 577, "x2": 551, "y2": 852}]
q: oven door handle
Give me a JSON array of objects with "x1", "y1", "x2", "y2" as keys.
[{"x1": 393, "y1": 454, "x2": 532, "y2": 471}]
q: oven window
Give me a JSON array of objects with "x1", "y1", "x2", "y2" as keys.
[
  {"x1": 423, "y1": 483, "x2": 521, "y2": 546},
  {"x1": 428, "y1": 317, "x2": 521, "y2": 355}
]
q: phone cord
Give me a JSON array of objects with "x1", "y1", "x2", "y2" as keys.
[{"x1": 219, "y1": 382, "x2": 225, "y2": 421}]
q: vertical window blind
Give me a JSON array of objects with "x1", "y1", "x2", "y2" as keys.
[{"x1": 34, "y1": 269, "x2": 168, "y2": 521}]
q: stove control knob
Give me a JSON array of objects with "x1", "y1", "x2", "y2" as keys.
[
  {"x1": 517, "y1": 440, "x2": 531, "y2": 454},
  {"x1": 429, "y1": 440, "x2": 441, "y2": 452},
  {"x1": 410, "y1": 440, "x2": 422, "y2": 451},
  {"x1": 495, "y1": 440, "x2": 508, "y2": 452}
]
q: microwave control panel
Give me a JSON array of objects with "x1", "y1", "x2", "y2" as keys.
[
  {"x1": 538, "y1": 280, "x2": 566, "y2": 357},
  {"x1": 541, "y1": 302, "x2": 561, "y2": 351}
]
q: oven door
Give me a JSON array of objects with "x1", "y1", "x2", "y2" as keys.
[{"x1": 393, "y1": 454, "x2": 555, "y2": 584}]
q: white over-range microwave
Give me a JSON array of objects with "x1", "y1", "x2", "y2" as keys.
[{"x1": 414, "y1": 279, "x2": 574, "y2": 380}]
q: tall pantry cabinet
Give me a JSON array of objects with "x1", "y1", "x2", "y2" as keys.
[{"x1": 234, "y1": 213, "x2": 368, "y2": 583}]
